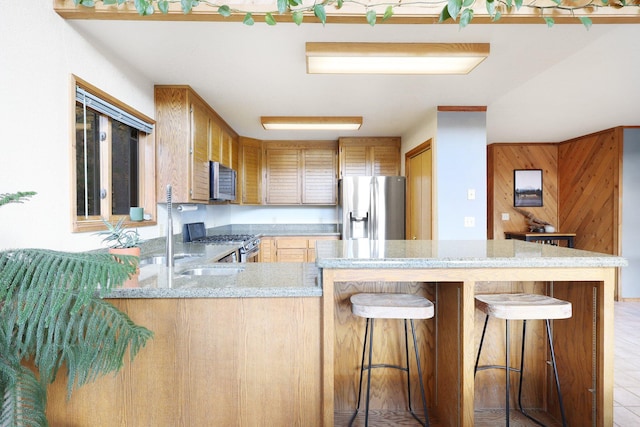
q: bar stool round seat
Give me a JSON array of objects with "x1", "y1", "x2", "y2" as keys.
[
  {"x1": 349, "y1": 293, "x2": 434, "y2": 427},
  {"x1": 474, "y1": 293, "x2": 572, "y2": 427},
  {"x1": 475, "y1": 293, "x2": 572, "y2": 320},
  {"x1": 351, "y1": 293, "x2": 435, "y2": 320}
]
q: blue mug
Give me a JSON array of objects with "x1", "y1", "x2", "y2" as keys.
[{"x1": 129, "y1": 207, "x2": 144, "y2": 221}]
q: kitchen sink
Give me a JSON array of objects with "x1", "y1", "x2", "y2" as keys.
[
  {"x1": 179, "y1": 266, "x2": 244, "y2": 276},
  {"x1": 140, "y1": 253, "x2": 202, "y2": 266}
]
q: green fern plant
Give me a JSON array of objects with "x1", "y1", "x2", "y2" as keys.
[{"x1": 0, "y1": 192, "x2": 153, "y2": 427}]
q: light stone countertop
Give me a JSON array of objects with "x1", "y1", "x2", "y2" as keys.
[
  {"x1": 105, "y1": 239, "x2": 626, "y2": 300},
  {"x1": 315, "y1": 239, "x2": 628, "y2": 269},
  {"x1": 106, "y1": 260, "x2": 321, "y2": 299},
  {"x1": 110, "y1": 224, "x2": 339, "y2": 300}
]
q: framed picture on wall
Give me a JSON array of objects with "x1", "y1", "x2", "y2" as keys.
[{"x1": 514, "y1": 169, "x2": 543, "y2": 207}]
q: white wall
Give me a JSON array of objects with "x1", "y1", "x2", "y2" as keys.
[
  {"x1": 401, "y1": 109, "x2": 487, "y2": 240},
  {"x1": 435, "y1": 111, "x2": 487, "y2": 239},
  {"x1": 0, "y1": 2, "x2": 160, "y2": 251},
  {"x1": 622, "y1": 128, "x2": 640, "y2": 298},
  {"x1": 210, "y1": 204, "x2": 338, "y2": 225},
  {"x1": 152, "y1": 203, "x2": 338, "y2": 238}
]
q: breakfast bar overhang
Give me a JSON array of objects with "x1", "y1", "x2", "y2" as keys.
[{"x1": 315, "y1": 239, "x2": 627, "y2": 427}]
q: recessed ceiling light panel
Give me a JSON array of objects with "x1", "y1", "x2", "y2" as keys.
[
  {"x1": 306, "y1": 42, "x2": 490, "y2": 75},
  {"x1": 261, "y1": 116, "x2": 363, "y2": 130}
]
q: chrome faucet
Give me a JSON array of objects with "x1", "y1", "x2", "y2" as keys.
[{"x1": 166, "y1": 184, "x2": 174, "y2": 267}]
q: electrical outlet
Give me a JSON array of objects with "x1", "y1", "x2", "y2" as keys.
[
  {"x1": 464, "y1": 216, "x2": 475, "y2": 227},
  {"x1": 501, "y1": 213, "x2": 510, "y2": 221},
  {"x1": 467, "y1": 189, "x2": 476, "y2": 200}
]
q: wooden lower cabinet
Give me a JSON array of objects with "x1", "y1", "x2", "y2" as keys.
[
  {"x1": 260, "y1": 235, "x2": 339, "y2": 263},
  {"x1": 45, "y1": 297, "x2": 322, "y2": 426}
]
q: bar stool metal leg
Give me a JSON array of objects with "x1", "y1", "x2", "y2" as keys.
[
  {"x1": 546, "y1": 319, "x2": 568, "y2": 427},
  {"x1": 364, "y1": 318, "x2": 374, "y2": 427},
  {"x1": 477, "y1": 316, "x2": 569, "y2": 427},
  {"x1": 349, "y1": 318, "x2": 429, "y2": 427},
  {"x1": 505, "y1": 319, "x2": 511, "y2": 427},
  {"x1": 409, "y1": 319, "x2": 430, "y2": 427},
  {"x1": 403, "y1": 320, "x2": 412, "y2": 417},
  {"x1": 517, "y1": 320, "x2": 537, "y2": 425},
  {"x1": 515, "y1": 319, "x2": 568, "y2": 427},
  {"x1": 517, "y1": 320, "x2": 543, "y2": 427},
  {"x1": 349, "y1": 318, "x2": 375, "y2": 427},
  {"x1": 474, "y1": 315, "x2": 490, "y2": 378},
  {"x1": 475, "y1": 293, "x2": 571, "y2": 427},
  {"x1": 349, "y1": 318, "x2": 370, "y2": 426}
]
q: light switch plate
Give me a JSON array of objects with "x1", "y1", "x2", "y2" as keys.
[
  {"x1": 467, "y1": 189, "x2": 476, "y2": 200},
  {"x1": 501, "y1": 213, "x2": 510, "y2": 221}
]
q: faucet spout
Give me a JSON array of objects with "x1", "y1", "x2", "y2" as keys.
[{"x1": 166, "y1": 184, "x2": 174, "y2": 267}]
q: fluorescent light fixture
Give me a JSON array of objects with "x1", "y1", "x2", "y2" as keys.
[
  {"x1": 260, "y1": 116, "x2": 363, "y2": 131},
  {"x1": 306, "y1": 42, "x2": 490, "y2": 75}
]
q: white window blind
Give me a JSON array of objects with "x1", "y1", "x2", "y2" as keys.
[{"x1": 76, "y1": 86, "x2": 153, "y2": 134}]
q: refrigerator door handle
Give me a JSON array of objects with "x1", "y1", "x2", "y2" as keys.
[{"x1": 370, "y1": 178, "x2": 378, "y2": 240}]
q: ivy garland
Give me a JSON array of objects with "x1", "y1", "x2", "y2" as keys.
[{"x1": 73, "y1": 0, "x2": 638, "y2": 28}]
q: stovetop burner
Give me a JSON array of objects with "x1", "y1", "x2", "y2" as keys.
[
  {"x1": 193, "y1": 234, "x2": 260, "y2": 252},
  {"x1": 193, "y1": 234, "x2": 257, "y2": 244},
  {"x1": 183, "y1": 223, "x2": 260, "y2": 252}
]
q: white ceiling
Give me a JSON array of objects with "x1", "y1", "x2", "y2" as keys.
[{"x1": 69, "y1": 19, "x2": 640, "y2": 144}]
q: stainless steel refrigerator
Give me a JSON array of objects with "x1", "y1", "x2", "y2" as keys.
[{"x1": 339, "y1": 176, "x2": 406, "y2": 240}]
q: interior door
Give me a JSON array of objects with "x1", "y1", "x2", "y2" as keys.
[{"x1": 406, "y1": 142, "x2": 432, "y2": 240}]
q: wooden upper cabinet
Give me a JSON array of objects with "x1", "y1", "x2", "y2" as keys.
[
  {"x1": 190, "y1": 96, "x2": 211, "y2": 201},
  {"x1": 209, "y1": 121, "x2": 222, "y2": 164},
  {"x1": 155, "y1": 85, "x2": 239, "y2": 204},
  {"x1": 303, "y1": 147, "x2": 337, "y2": 204},
  {"x1": 263, "y1": 141, "x2": 338, "y2": 205},
  {"x1": 231, "y1": 136, "x2": 239, "y2": 172},
  {"x1": 339, "y1": 137, "x2": 401, "y2": 177},
  {"x1": 240, "y1": 137, "x2": 262, "y2": 205},
  {"x1": 265, "y1": 147, "x2": 301, "y2": 204},
  {"x1": 155, "y1": 85, "x2": 209, "y2": 203},
  {"x1": 209, "y1": 116, "x2": 237, "y2": 170},
  {"x1": 221, "y1": 131, "x2": 232, "y2": 167}
]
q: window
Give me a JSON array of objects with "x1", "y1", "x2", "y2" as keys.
[{"x1": 72, "y1": 76, "x2": 156, "y2": 232}]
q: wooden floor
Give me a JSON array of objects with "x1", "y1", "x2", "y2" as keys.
[{"x1": 335, "y1": 301, "x2": 640, "y2": 427}]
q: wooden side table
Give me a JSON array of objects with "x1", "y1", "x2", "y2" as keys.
[{"x1": 504, "y1": 232, "x2": 576, "y2": 248}]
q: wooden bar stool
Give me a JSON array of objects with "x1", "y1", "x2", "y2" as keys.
[
  {"x1": 474, "y1": 293, "x2": 572, "y2": 427},
  {"x1": 349, "y1": 293, "x2": 434, "y2": 427}
]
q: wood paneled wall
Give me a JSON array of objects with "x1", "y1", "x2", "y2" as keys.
[
  {"x1": 487, "y1": 143, "x2": 559, "y2": 239},
  {"x1": 558, "y1": 128, "x2": 622, "y2": 255},
  {"x1": 488, "y1": 131, "x2": 622, "y2": 256},
  {"x1": 488, "y1": 127, "x2": 624, "y2": 296}
]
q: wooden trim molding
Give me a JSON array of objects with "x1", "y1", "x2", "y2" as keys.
[{"x1": 437, "y1": 106, "x2": 487, "y2": 112}]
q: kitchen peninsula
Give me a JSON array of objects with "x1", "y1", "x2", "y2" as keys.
[
  {"x1": 44, "y1": 239, "x2": 625, "y2": 427},
  {"x1": 316, "y1": 239, "x2": 626, "y2": 427}
]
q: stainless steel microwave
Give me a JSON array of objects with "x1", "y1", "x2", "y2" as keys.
[{"x1": 210, "y1": 161, "x2": 237, "y2": 201}]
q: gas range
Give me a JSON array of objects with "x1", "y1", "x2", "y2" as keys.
[
  {"x1": 191, "y1": 234, "x2": 260, "y2": 252},
  {"x1": 183, "y1": 223, "x2": 260, "y2": 260}
]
